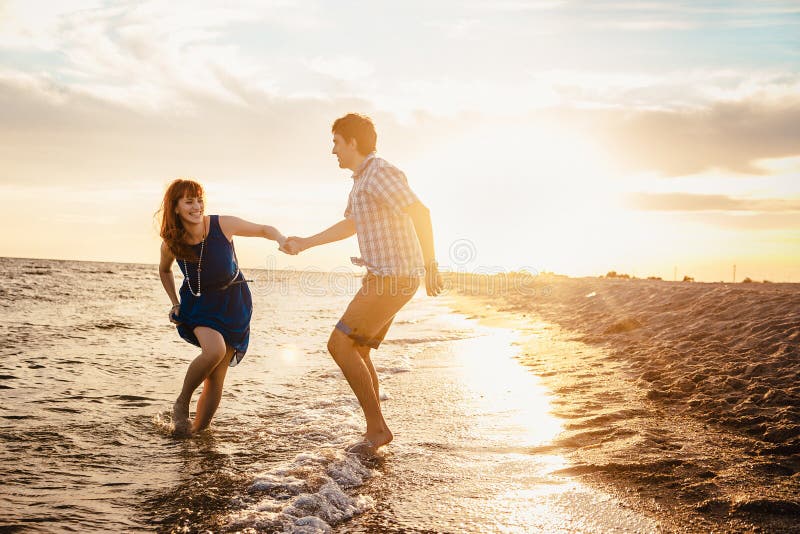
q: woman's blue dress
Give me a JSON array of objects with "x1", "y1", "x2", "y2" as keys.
[{"x1": 175, "y1": 215, "x2": 252, "y2": 366}]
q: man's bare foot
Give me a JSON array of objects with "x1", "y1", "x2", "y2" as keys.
[
  {"x1": 172, "y1": 399, "x2": 192, "y2": 437},
  {"x1": 346, "y1": 440, "x2": 375, "y2": 455},
  {"x1": 347, "y1": 428, "x2": 393, "y2": 455},
  {"x1": 364, "y1": 428, "x2": 393, "y2": 449}
]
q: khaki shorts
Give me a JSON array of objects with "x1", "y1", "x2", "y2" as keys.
[{"x1": 335, "y1": 274, "x2": 420, "y2": 349}]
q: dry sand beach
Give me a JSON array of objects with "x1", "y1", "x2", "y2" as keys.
[{"x1": 450, "y1": 272, "x2": 800, "y2": 533}]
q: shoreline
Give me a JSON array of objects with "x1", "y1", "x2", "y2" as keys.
[
  {"x1": 3, "y1": 257, "x2": 800, "y2": 285},
  {"x1": 448, "y1": 276, "x2": 800, "y2": 533}
]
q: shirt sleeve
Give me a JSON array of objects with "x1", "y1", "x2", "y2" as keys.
[
  {"x1": 344, "y1": 191, "x2": 354, "y2": 219},
  {"x1": 368, "y1": 165, "x2": 419, "y2": 212}
]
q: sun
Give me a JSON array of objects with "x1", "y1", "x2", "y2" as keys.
[{"x1": 408, "y1": 118, "x2": 661, "y2": 276}]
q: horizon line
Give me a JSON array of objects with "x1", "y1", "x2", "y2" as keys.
[{"x1": 2, "y1": 255, "x2": 797, "y2": 284}]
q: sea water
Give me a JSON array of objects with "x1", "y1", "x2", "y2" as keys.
[{"x1": 0, "y1": 257, "x2": 654, "y2": 533}]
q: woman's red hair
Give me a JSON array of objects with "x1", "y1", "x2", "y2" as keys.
[{"x1": 158, "y1": 179, "x2": 204, "y2": 261}]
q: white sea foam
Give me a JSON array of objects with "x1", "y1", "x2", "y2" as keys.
[
  {"x1": 250, "y1": 473, "x2": 306, "y2": 493},
  {"x1": 227, "y1": 448, "x2": 376, "y2": 532},
  {"x1": 151, "y1": 411, "x2": 175, "y2": 435}
]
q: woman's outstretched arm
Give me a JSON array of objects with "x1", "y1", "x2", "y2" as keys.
[{"x1": 218, "y1": 216, "x2": 287, "y2": 249}]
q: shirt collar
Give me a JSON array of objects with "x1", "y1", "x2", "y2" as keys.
[{"x1": 351, "y1": 152, "x2": 376, "y2": 180}]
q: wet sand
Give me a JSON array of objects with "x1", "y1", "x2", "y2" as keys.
[
  {"x1": 449, "y1": 273, "x2": 800, "y2": 533},
  {"x1": 338, "y1": 301, "x2": 657, "y2": 533}
]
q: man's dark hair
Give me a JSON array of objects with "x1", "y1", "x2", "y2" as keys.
[{"x1": 331, "y1": 113, "x2": 377, "y2": 155}]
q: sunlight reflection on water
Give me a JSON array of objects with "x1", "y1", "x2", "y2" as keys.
[
  {"x1": 342, "y1": 303, "x2": 656, "y2": 533},
  {"x1": 455, "y1": 327, "x2": 563, "y2": 448}
]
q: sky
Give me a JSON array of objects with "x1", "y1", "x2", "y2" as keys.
[{"x1": 1, "y1": 0, "x2": 799, "y2": 282}]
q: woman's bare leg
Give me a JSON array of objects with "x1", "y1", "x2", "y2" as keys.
[
  {"x1": 192, "y1": 347, "x2": 233, "y2": 433},
  {"x1": 173, "y1": 327, "x2": 228, "y2": 436}
]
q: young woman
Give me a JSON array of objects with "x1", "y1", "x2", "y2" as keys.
[{"x1": 157, "y1": 178, "x2": 286, "y2": 436}]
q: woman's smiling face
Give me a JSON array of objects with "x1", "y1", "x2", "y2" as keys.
[{"x1": 175, "y1": 194, "x2": 204, "y2": 226}]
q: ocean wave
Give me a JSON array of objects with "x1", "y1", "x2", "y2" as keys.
[
  {"x1": 91, "y1": 320, "x2": 136, "y2": 330},
  {"x1": 384, "y1": 332, "x2": 478, "y2": 345},
  {"x1": 226, "y1": 449, "x2": 375, "y2": 533}
]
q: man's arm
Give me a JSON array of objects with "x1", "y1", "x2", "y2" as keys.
[
  {"x1": 285, "y1": 218, "x2": 356, "y2": 254},
  {"x1": 405, "y1": 201, "x2": 443, "y2": 296}
]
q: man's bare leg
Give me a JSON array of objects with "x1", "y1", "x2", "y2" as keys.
[
  {"x1": 328, "y1": 330, "x2": 392, "y2": 449},
  {"x1": 173, "y1": 327, "x2": 228, "y2": 437},
  {"x1": 356, "y1": 345, "x2": 380, "y2": 407}
]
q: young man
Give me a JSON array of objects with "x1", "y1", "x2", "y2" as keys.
[{"x1": 283, "y1": 113, "x2": 443, "y2": 452}]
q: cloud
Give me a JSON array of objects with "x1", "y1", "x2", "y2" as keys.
[
  {"x1": 467, "y1": 1, "x2": 565, "y2": 12},
  {"x1": 593, "y1": 96, "x2": 800, "y2": 176},
  {"x1": 0, "y1": 70, "x2": 478, "y2": 189},
  {"x1": 0, "y1": 70, "x2": 360, "y2": 186},
  {"x1": 535, "y1": 68, "x2": 800, "y2": 111},
  {"x1": 625, "y1": 192, "x2": 800, "y2": 212},
  {"x1": 575, "y1": 1, "x2": 800, "y2": 31},
  {"x1": 309, "y1": 56, "x2": 375, "y2": 81},
  {"x1": 0, "y1": 0, "x2": 104, "y2": 50},
  {"x1": 590, "y1": 20, "x2": 697, "y2": 31},
  {"x1": 0, "y1": 1, "x2": 323, "y2": 107},
  {"x1": 2, "y1": 0, "x2": 799, "y2": 185},
  {"x1": 424, "y1": 18, "x2": 481, "y2": 39},
  {"x1": 686, "y1": 212, "x2": 800, "y2": 231},
  {"x1": 3, "y1": 66, "x2": 800, "y2": 192},
  {"x1": 623, "y1": 190, "x2": 800, "y2": 232},
  {"x1": 2, "y1": 1, "x2": 798, "y2": 119}
]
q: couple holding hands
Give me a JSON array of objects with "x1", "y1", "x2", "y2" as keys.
[{"x1": 158, "y1": 113, "x2": 442, "y2": 452}]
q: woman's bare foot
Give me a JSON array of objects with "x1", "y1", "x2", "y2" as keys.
[
  {"x1": 190, "y1": 420, "x2": 208, "y2": 434},
  {"x1": 172, "y1": 399, "x2": 192, "y2": 437}
]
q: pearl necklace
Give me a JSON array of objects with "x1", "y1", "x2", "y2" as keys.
[{"x1": 181, "y1": 231, "x2": 205, "y2": 297}]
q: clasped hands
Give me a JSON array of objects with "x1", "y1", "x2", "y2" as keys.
[{"x1": 278, "y1": 236, "x2": 308, "y2": 256}]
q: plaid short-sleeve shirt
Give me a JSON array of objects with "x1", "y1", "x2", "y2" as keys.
[{"x1": 344, "y1": 153, "x2": 425, "y2": 277}]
